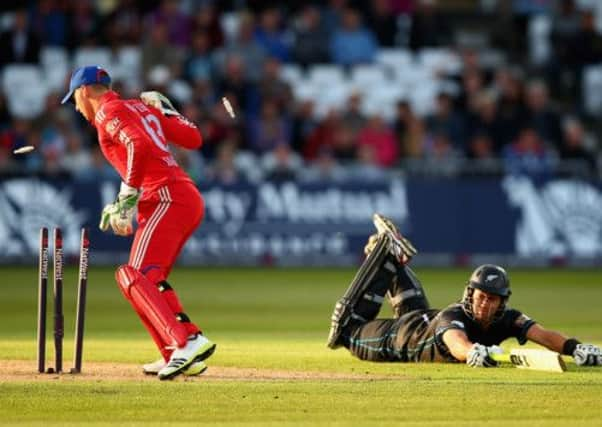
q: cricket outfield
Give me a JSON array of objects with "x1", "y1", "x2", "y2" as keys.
[{"x1": 1, "y1": 266, "x2": 601, "y2": 426}]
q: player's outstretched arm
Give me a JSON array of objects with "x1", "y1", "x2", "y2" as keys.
[
  {"x1": 442, "y1": 329, "x2": 500, "y2": 367},
  {"x1": 527, "y1": 324, "x2": 602, "y2": 366}
]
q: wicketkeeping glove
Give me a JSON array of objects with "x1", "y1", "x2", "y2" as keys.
[
  {"x1": 99, "y1": 183, "x2": 140, "y2": 236},
  {"x1": 573, "y1": 344, "x2": 602, "y2": 366},
  {"x1": 140, "y1": 91, "x2": 179, "y2": 116},
  {"x1": 466, "y1": 343, "x2": 502, "y2": 368}
]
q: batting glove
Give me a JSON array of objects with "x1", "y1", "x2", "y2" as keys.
[
  {"x1": 140, "y1": 91, "x2": 179, "y2": 116},
  {"x1": 573, "y1": 344, "x2": 602, "y2": 366},
  {"x1": 99, "y1": 183, "x2": 140, "y2": 236},
  {"x1": 466, "y1": 343, "x2": 501, "y2": 368}
]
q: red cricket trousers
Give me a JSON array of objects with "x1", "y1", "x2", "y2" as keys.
[{"x1": 127, "y1": 180, "x2": 204, "y2": 360}]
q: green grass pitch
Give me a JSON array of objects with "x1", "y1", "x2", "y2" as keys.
[{"x1": 0, "y1": 266, "x2": 601, "y2": 426}]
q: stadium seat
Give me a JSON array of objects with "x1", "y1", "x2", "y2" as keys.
[
  {"x1": 417, "y1": 48, "x2": 462, "y2": 75},
  {"x1": 307, "y1": 64, "x2": 346, "y2": 89},
  {"x1": 291, "y1": 77, "x2": 318, "y2": 102},
  {"x1": 583, "y1": 65, "x2": 602, "y2": 116},
  {"x1": 2, "y1": 65, "x2": 48, "y2": 119},
  {"x1": 375, "y1": 48, "x2": 414, "y2": 73},
  {"x1": 40, "y1": 46, "x2": 70, "y2": 91},
  {"x1": 220, "y1": 11, "x2": 240, "y2": 43},
  {"x1": 350, "y1": 65, "x2": 389, "y2": 86},
  {"x1": 112, "y1": 46, "x2": 142, "y2": 93},
  {"x1": 280, "y1": 64, "x2": 304, "y2": 86},
  {"x1": 528, "y1": 15, "x2": 552, "y2": 66}
]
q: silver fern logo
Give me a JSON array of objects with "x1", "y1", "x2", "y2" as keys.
[
  {"x1": 0, "y1": 179, "x2": 86, "y2": 256},
  {"x1": 503, "y1": 176, "x2": 602, "y2": 257}
]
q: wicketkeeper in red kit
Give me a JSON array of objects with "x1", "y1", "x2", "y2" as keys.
[{"x1": 62, "y1": 65, "x2": 215, "y2": 380}]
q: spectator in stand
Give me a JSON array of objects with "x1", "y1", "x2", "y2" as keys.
[
  {"x1": 550, "y1": 0, "x2": 581, "y2": 65},
  {"x1": 213, "y1": 11, "x2": 266, "y2": 82},
  {"x1": 216, "y1": 53, "x2": 260, "y2": 116},
  {"x1": 0, "y1": 94, "x2": 12, "y2": 130},
  {"x1": 204, "y1": 139, "x2": 241, "y2": 184},
  {"x1": 389, "y1": 0, "x2": 415, "y2": 15},
  {"x1": 0, "y1": 8, "x2": 41, "y2": 66},
  {"x1": 29, "y1": 0, "x2": 69, "y2": 47},
  {"x1": 247, "y1": 98, "x2": 291, "y2": 154},
  {"x1": 456, "y1": 68, "x2": 485, "y2": 117},
  {"x1": 61, "y1": 131, "x2": 93, "y2": 180},
  {"x1": 465, "y1": 132, "x2": 502, "y2": 176},
  {"x1": 493, "y1": 67, "x2": 527, "y2": 145},
  {"x1": 304, "y1": 109, "x2": 341, "y2": 160},
  {"x1": 357, "y1": 114, "x2": 398, "y2": 167},
  {"x1": 0, "y1": 145, "x2": 19, "y2": 175},
  {"x1": 332, "y1": 121, "x2": 358, "y2": 161},
  {"x1": 566, "y1": 10, "x2": 602, "y2": 100},
  {"x1": 558, "y1": 117, "x2": 598, "y2": 178},
  {"x1": 548, "y1": 0, "x2": 582, "y2": 100},
  {"x1": 523, "y1": 80, "x2": 562, "y2": 150},
  {"x1": 467, "y1": 132, "x2": 496, "y2": 162},
  {"x1": 190, "y1": 77, "x2": 217, "y2": 112},
  {"x1": 192, "y1": 2, "x2": 224, "y2": 49},
  {"x1": 292, "y1": 5, "x2": 331, "y2": 67},
  {"x1": 141, "y1": 22, "x2": 185, "y2": 80},
  {"x1": 503, "y1": 125, "x2": 556, "y2": 178},
  {"x1": 102, "y1": 0, "x2": 143, "y2": 47},
  {"x1": 348, "y1": 144, "x2": 388, "y2": 181},
  {"x1": 146, "y1": 0, "x2": 192, "y2": 48},
  {"x1": 299, "y1": 146, "x2": 347, "y2": 182},
  {"x1": 468, "y1": 90, "x2": 508, "y2": 154},
  {"x1": 408, "y1": 0, "x2": 452, "y2": 51},
  {"x1": 393, "y1": 100, "x2": 425, "y2": 158},
  {"x1": 330, "y1": 7, "x2": 378, "y2": 66},
  {"x1": 366, "y1": 0, "x2": 398, "y2": 47},
  {"x1": 257, "y1": 57, "x2": 293, "y2": 112},
  {"x1": 291, "y1": 99, "x2": 318, "y2": 153},
  {"x1": 262, "y1": 142, "x2": 303, "y2": 182},
  {"x1": 422, "y1": 132, "x2": 463, "y2": 176},
  {"x1": 321, "y1": 0, "x2": 348, "y2": 32},
  {"x1": 87, "y1": 145, "x2": 120, "y2": 181},
  {"x1": 68, "y1": 1, "x2": 102, "y2": 47},
  {"x1": 2, "y1": 119, "x2": 31, "y2": 166},
  {"x1": 183, "y1": 30, "x2": 215, "y2": 83},
  {"x1": 341, "y1": 92, "x2": 367, "y2": 135},
  {"x1": 254, "y1": 7, "x2": 291, "y2": 63},
  {"x1": 425, "y1": 92, "x2": 466, "y2": 150},
  {"x1": 198, "y1": 98, "x2": 240, "y2": 159}
]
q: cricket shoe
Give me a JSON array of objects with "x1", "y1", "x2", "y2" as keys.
[
  {"x1": 157, "y1": 334, "x2": 216, "y2": 381},
  {"x1": 327, "y1": 298, "x2": 353, "y2": 349},
  {"x1": 143, "y1": 358, "x2": 208, "y2": 376},
  {"x1": 372, "y1": 213, "x2": 417, "y2": 264}
]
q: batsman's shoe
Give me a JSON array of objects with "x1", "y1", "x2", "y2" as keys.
[
  {"x1": 143, "y1": 358, "x2": 208, "y2": 376},
  {"x1": 157, "y1": 334, "x2": 216, "y2": 380},
  {"x1": 372, "y1": 213, "x2": 417, "y2": 264},
  {"x1": 327, "y1": 299, "x2": 353, "y2": 349}
]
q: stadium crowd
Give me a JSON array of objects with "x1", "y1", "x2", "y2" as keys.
[{"x1": 0, "y1": 0, "x2": 600, "y2": 183}]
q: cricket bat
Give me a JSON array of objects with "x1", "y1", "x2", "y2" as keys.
[{"x1": 492, "y1": 349, "x2": 567, "y2": 373}]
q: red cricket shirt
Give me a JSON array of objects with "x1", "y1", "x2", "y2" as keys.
[{"x1": 93, "y1": 91, "x2": 203, "y2": 196}]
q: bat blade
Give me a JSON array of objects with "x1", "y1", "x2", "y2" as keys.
[{"x1": 493, "y1": 349, "x2": 566, "y2": 373}]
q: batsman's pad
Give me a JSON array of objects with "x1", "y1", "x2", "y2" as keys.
[
  {"x1": 116, "y1": 265, "x2": 189, "y2": 348},
  {"x1": 327, "y1": 235, "x2": 393, "y2": 349}
]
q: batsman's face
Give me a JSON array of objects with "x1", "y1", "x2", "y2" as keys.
[
  {"x1": 472, "y1": 289, "x2": 501, "y2": 324},
  {"x1": 74, "y1": 87, "x2": 94, "y2": 122}
]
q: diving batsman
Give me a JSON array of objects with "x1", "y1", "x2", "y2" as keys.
[{"x1": 328, "y1": 214, "x2": 602, "y2": 368}]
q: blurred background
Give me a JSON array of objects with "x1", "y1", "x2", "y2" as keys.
[{"x1": 0, "y1": 0, "x2": 600, "y2": 267}]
